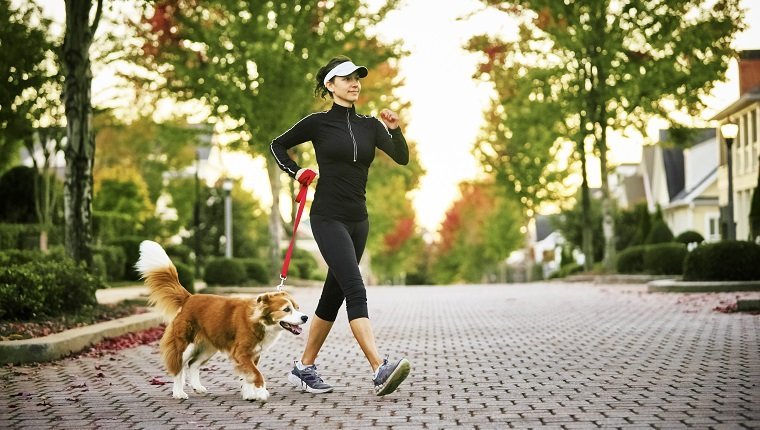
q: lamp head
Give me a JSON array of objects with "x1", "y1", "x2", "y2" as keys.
[
  {"x1": 720, "y1": 122, "x2": 739, "y2": 140},
  {"x1": 222, "y1": 178, "x2": 233, "y2": 191}
]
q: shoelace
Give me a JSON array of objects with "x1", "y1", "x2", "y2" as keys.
[{"x1": 302, "y1": 366, "x2": 325, "y2": 384}]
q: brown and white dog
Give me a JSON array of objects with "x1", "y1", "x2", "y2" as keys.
[{"x1": 135, "y1": 240, "x2": 307, "y2": 402}]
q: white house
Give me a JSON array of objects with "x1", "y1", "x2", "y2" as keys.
[{"x1": 712, "y1": 49, "x2": 760, "y2": 242}]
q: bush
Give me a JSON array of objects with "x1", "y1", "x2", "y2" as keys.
[
  {"x1": 93, "y1": 211, "x2": 137, "y2": 245},
  {"x1": 674, "y1": 230, "x2": 704, "y2": 246},
  {"x1": 0, "y1": 259, "x2": 101, "y2": 320},
  {"x1": 645, "y1": 220, "x2": 674, "y2": 244},
  {"x1": 238, "y1": 259, "x2": 269, "y2": 285},
  {"x1": 108, "y1": 236, "x2": 144, "y2": 281},
  {"x1": 91, "y1": 245, "x2": 126, "y2": 281},
  {"x1": 550, "y1": 262, "x2": 583, "y2": 279},
  {"x1": 643, "y1": 243, "x2": 687, "y2": 275},
  {"x1": 174, "y1": 262, "x2": 195, "y2": 294},
  {"x1": 683, "y1": 241, "x2": 760, "y2": 281},
  {"x1": 203, "y1": 258, "x2": 247, "y2": 286},
  {"x1": 0, "y1": 166, "x2": 37, "y2": 223},
  {"x1": 0, "y1": 223, "x2": 45, "y2": 250},
  {"x1": 616, "y1": 245, "x2": 647, "y2": 274}
]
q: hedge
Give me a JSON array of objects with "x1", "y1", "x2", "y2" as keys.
[
  {"x1": 674, "y1": 230, "x2": 705, "y2": 246},
  {"x1": 683, "y1": 241, "x2": 760, "y2": 281},
  {"x1": 0, "y1": 259, "x2": 101, "y2": 320},
  {"x1": 203, "y1": 258, "x2": 247, "y2": 286},
  {"x1": 616, "y1": 245, "x2": 647, "y2": 274},
  {"x1": 643, "y1": 243, "x2": 687, "y2": 275},
  {"x1": 108, "y1": 237, "x2": 144, "y2": 281}
]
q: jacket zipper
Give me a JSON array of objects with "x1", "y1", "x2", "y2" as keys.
[{"x1": 346, "y1": 110, "x2": 357, "y2": 162}]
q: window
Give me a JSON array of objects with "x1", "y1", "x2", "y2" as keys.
[
  {"x1": 753, "y1": 108, "x2": 758, "y2": 143},
  {"x1": 706, "y1": 213, "x2": 720, "y2": 242}
]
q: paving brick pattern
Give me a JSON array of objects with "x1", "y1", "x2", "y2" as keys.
[{"x1": 1, "y1": 283, "x2": 758, "y2": 429}]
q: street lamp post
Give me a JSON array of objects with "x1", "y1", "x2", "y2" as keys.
[
  {"x1": 223, "y1": 178, "x2": 233, "y2": 258},
  {"x1": 721, "y1": 122, "x2": 739, "y2": 240}
]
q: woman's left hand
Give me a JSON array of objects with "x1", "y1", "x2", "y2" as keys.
[{"x1": 380, "y1": 109, "x2": 400, "y2": 130}]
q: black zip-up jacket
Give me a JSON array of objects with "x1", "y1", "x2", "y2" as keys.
[{"x1": 270, "y1": 103, "x2": 409, "y2": 221}]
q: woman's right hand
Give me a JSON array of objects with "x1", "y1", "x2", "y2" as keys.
[{"x1": 295, "y1": 168, "x2": 318, "y2": 186}]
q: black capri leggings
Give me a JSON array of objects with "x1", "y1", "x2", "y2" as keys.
[{"x1": 309, "y1": 214, "x2": 369, "y2": 322}]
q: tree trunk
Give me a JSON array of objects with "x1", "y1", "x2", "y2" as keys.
[
  {"x1": 62, "y1": 0, "x2": 101, "y2": 264},
  {"x1": 598, "y1": 124, "x2": 616, "y2": 271},
  {"x1": 266, "y1": 158, "x2": 283, "y2": 281},
  {"x1": 579, "y1": 140, "x2": 593, "y2": 271}
]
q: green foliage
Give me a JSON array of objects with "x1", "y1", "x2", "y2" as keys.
[
  {"x1": 551, "y1": 262, "x2": 584, "y2": 279},
  {"x1": 645, "y1": 220, "x2": 674, "y2": 244},
  {"x1": 431, "y1": 181, "x2": 524, "y2": 284},
  {"x1": 616, "y1": 245, "x2": 647, "y2": 274},
  {"x1": 203, "y1": 258, "x2": 247, "y2": 286},
  {"x1": 643, "y1": 243, "x2": 687, "y2": 275},
  {"x1": 238, "y1": 258, "x2": 269, "y2": 285},
  {"x1": 0, "y1": 224, "x2": 42, "y2": 250},
  {"x1": 684, "y1": 241, "x2": 760, "y2": 281},
  {"x1": 674, "y1": 230, "x2": 705, "y2": 246},
  {"x1": 0, "y1": 166, "x2": 37, "y2": 223},
  {"x1": 165, "y1": 244, "x2": 194, "y2": 267},
  {"x1": 554, "y1": 194, "x2": 604, "y2": 263},
  {"x1": 615, "y1": 203, "x2": 651, "y2": 250},
  {"x1": 108, "y1": 237, "x2": 145, "y2": 281},
  {"x1": 93, "y1": 211, "x2": 137, "y2": 245},
  {"x1": 91, "y1": 245, "x2": 127, "y2": 281},
  {"x1": 94, "y1": 169, "x2": 155, "y2": 225},
  {"x1": 0, "y1": 259, "x2": 101, "y2": 320},
  {"x1": 174, "y1": 262, "x2": 195, "y2": 294}
]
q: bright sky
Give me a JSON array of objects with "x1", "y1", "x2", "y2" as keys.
[{"x1": 33, "y1": 0, "x2": 760, "y2": 234}]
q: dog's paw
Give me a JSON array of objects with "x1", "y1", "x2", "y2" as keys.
[
  {"x1": 172, "y1": 389, "x2": 189, "y2": 399},
  {"x1": 192, "y1": 384, "x2": 208, "y2": 394},
  {"x1": 241, "y1": 383, "x2": 269, "y2": 402}
]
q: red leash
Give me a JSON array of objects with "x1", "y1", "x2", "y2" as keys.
[{"x1": 278, "y1": 178, "x2": 313, "y2": 290}]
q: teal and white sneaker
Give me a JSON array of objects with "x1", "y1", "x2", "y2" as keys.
[
  {"x1": 373, "y1": 358, "x2": 411, "y2": 396},
  {"x1": 288, "y1": 363, "x2": 334, "y2": 394}
]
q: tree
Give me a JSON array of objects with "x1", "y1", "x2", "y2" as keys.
[
  {"x1": 473, "y1": 0, "x2": 745, "y2": 270},
  {"x1": 61, "y1": 0, "x2": 104, "y2": 264},
  {"x1": 431, "y1": 181, "x2": 524, "y2": 283},
  {"x1": 129, "y1": 0, "x2": 403, "y2": 278}
]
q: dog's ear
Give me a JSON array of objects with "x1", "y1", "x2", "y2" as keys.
[{"x1": 257, "y1": 293, "x2": 270, "y2": 304}]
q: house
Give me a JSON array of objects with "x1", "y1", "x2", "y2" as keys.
[
  {"x1": 712, "y1": 49, "x2": 760, "y2": 242},
  {"x1": 632, "y1": 129, "x2": 721, "y2": 241}
]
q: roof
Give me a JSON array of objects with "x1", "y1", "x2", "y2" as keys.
[
  {"x1": 662, "y1": 147, "x2": 685, "y2": 200},
  {"x1": 668, "y1": 167, "x2": 718, "y2": 208},
  {"x1": 534, "y1": 215, "x2": 554, "y2": 242},
  {"x1": 711, "y1": 87, "x2": 760, "y2": 120}
]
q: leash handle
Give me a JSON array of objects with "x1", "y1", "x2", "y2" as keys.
[{"x1": 279, "y1": 179, "x2": 312, "y2": 290}]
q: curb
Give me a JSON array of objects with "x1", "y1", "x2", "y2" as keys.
[
  {"x1": 0, "y1": 312, "x2": 162, "y2": 365},
  {"x1": 647, "y1": 280, "x2": 760, "y2": 293}
]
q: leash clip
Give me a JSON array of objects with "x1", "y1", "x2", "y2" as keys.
[{"x1": 277, "y1": 274, "x2": 286, "y2": 291}]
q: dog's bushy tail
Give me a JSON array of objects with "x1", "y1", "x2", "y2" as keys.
[{"x1": 135, "y1": 240, "x2": 191, "y2": 321}]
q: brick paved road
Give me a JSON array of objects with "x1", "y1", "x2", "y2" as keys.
[{"x1": 1, "y1": 283, "x2": 758, "y2": 429}]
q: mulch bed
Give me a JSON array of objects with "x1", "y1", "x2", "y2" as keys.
[{"x1": 0, "y1": 301, "x2": 150, "y2": 341}]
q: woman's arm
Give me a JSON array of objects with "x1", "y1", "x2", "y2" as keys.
[
  {"x1": 375, "y1": 109, "x2": 409, "y2": 165},
  {"x1": 270, "y1": 113, "x2": 320, "y2": 177}
]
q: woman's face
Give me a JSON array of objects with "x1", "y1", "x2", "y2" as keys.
[{"x1": 327, "y1": 72, "x2": 362, "y2": 106}]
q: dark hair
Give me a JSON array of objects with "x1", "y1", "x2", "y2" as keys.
[{"x1": 314, "y1": 55, "x2": 352, "y2": 99}]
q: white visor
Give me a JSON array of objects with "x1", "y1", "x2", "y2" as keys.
[{"x1": 323, "y1": 61, "x2": 368, "y2": 85}]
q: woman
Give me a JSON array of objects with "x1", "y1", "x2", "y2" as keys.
[{"x1": 270, "y1": 55, "x2": 411, "y2": 396}]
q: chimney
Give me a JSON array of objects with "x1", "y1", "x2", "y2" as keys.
[{"x1": 738, "y1": 50, "x2": 760, "y2": 95}]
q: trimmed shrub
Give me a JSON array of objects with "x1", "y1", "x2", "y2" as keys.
[
  {"x1": 674, "y1": 230, "x2": 704, "y2": 246},
  {"x1": 238, "y1": 259, "x2": 269, "y2": 285},
  {"x1": 645, "y1": 220, "x2": 674, "y2": 244},
  {"x1": 550, "y1": 262, "x2": 583, "y2": 279},
  {"x1": 684, "y1": 241, "x2": 760, "y2": 281},
  {"x1": 643, "y1": 243, "x2": 688, "y2": 275},
  {"x1": 616, "y1": 245, "x2": 647, "y2": 274},
  {"x1": 108, "y1": 237, "x2": 144, "y2": 281},
  {"x1": 0, "y1": 259, "x2": 101, "y2": 320},
  {"x1": 174, "y1": 262, "x2": 195, "y2": 294},
  {"x1": 203, "y1": 258, "x2": 247, "y2": 286}
]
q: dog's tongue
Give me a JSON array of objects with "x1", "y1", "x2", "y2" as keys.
[{"x1": 292, "y1": 325, "x2": 303, "y2": 335}]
